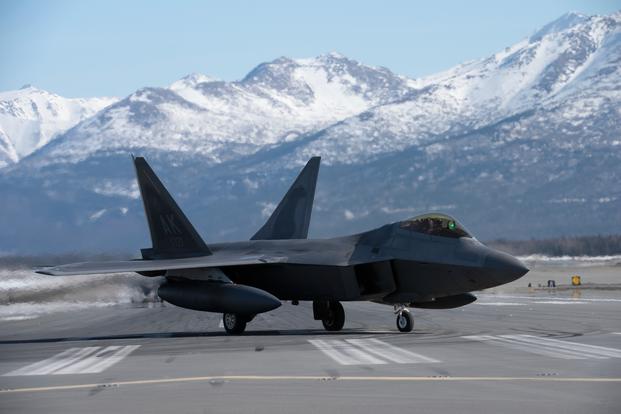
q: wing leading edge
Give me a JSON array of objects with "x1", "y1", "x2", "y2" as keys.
[{"x1": 35, "y1": 254, "x2": 288, "y2": 276}]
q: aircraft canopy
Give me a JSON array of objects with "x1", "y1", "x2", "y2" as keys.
[{"x1": 399, "y1": 213, "x2": 472, "y2": 239}]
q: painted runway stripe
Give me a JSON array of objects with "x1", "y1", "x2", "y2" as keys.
[
  {"x1": 492, "y1": 336, "x2": 594, "y2": 359},
  {"x1": 463, "y1": 335, "x2": 575, "y2": 359},
  {"x1": 2, "y1": 375, "x2": 621, "y2": 394},
  {"x1": 55, "y1": 345, "x2": 141, "y2": 374},
  {"x1": 1, "y1": 348, "x2": 82, "y2": 376},
  {"x1": 346, "y1": 338, "x2": 440, "y2": 363},
  {"x1": 309, "y1": 338, "x2": 438, "y2": 365},
  {"x1": 478, "y1": 294, "x2": 621, "y2": 303},
  {"x1": 3, "y1": 347, "x2": 101, "y2": 376},
  {"x1": 501, "y1": 335, "x2": 621, "y2": 358},
  {"x1": 308, "y1": 339, "x2": 384, "y2": 365},
  {"x1": 3, "y1": 345, "x2": 140, "y2": 376},
  {"x1": 463, "y1": 335, "x2": 621, "y2": 360}
]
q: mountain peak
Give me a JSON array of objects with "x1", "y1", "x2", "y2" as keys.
[
  {"x1": 530, "y1": 11, "x2": 590, "y2": 42},
  {"x1": 313, "y1": 51, "x2": 349, "y2": 62},
  {"x1": 325, "y1": 51, "x2": 346, "y2": 58},
  {"x1": 241, "y1": 57, "x2": 298, "y2": 84},
  {"x1": 0, "y1": 86, "x2": 118, "y2": 160},
  {"x1": 0, "y1": 84, "x2": 52, "y2": 100},
  {"x1": 242, "y1": 53, "x2": 364, "y2": 82},
  {"x1": 169, "y1": 73, "x2": 217, "y2": 90}
]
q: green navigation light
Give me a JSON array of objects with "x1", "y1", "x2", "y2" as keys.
[{"x1": 448, "y1": 221, "x2": 456, "y2": 230}]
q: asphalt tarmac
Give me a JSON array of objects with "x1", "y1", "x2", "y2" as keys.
[{"x1": 1, "y1": 290, "x2": 620, "y2": 414}]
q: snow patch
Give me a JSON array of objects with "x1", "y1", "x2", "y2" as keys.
[
  {"x1": 93, "y1": 180, "x2": 140, "y2": 199},
  {"x1": 89, "y1": 209, "x2": 107, "y2": 221}
]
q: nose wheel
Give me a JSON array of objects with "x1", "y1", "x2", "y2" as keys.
[{"x1": 394, "y1": 306, "x2": 413, "y2": 332}]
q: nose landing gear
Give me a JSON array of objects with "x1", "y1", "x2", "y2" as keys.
[{"x1": 394, "y1": 305, "x2": 413, "y2": 332}]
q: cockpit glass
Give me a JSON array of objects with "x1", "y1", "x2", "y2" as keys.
[{"x1": 399, "y1": 213, "x2": 471, "y2": 238}]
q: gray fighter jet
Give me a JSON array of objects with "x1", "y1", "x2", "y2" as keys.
[{"x1": 37, "y1": 156, "x2": 528, "y2": 334}]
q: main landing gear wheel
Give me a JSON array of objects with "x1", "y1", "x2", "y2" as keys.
[
  {"x1": 396, "y1": 309, "x2": 413, "y2": 332},
  {"x1": 223, "y1": 313, "x2": 247, "y2": 334},
  {"x1": 322, "y1": 301, "x2": 345, "y2": 331}
]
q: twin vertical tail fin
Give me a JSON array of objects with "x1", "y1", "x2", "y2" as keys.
[
  {"x1": 251, "y1": 157, "x2": 321, "y2": 240},
  {"x1": 133, "y1": 156, "x2": 211, "y2": 259},
  {"x1": 133, "y1": 155, "x2": 319, "y2": 255}
]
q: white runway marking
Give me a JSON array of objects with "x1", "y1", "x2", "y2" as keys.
[
  {"x1": 533, "y1": 301, "x2": 588, "y2": 305},
  {"x1": 476, "y1": 302, "x2": 525, "y2": 306},
  {"x1": 463, "y1": 335, "x2": 621, "y2": 360},
  {"x1": 0, "y1": 315, "x2": 39, "y2": 322},
  {"x1": 3, "y1": 345, "x2": 140, "y2": 376},
  {"x1": 478, "y1": 294, "x2": 621, "y2": 303},
  {"x1": 309, "y1": 338, "x2": 439, "y2": 365}
]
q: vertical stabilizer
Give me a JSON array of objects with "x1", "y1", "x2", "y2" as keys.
[
  {"x1": 133, "y1": 156, "x2": 211, "y2": 259},
  {"x1": 251, "y1": 157, "x2": 321, "y2": 240}
]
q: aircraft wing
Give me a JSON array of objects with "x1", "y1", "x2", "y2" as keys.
[{"x1": 35, "y1": 254, "x2": 288, "y2": 276}]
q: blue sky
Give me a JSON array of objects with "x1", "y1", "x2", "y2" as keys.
[{"x1": 1, "y1": 0, "x2": 618, "y2": 97}]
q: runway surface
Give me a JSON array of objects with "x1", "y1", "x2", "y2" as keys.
[{"x1": 1, "y1": 290, "x2": 620, "y2": 413}]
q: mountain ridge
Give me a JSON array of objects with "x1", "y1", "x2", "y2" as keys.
[{"x1": 0, "y1": 86, "x2": 117, "y2": 166}]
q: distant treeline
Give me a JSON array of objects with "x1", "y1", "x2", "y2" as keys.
[{"x1": 487, "y1": 234, "x2": 621, "y2": 257}]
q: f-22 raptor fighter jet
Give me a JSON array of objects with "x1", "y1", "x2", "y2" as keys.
[{"x1": 38, "y1": 156, "x2": 529, "y2": 334}]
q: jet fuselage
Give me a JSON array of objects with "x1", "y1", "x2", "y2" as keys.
[{"x1": 167, "y1": 221, "x2": 527, "y2": 305}]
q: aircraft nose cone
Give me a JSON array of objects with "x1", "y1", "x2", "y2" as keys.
[{"x1": 484, "y1": 250, "x2": 529, "y2": 283}]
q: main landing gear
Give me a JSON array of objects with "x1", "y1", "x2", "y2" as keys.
[
  {"x1": 222, "y1": 313, "x2": 254, "y2": 334},
  {"x1": 313, "y1": 300, "x2": 345, "y2": 331},
  {"x1": 313, "y1": 300, "x2": 413, "y2": 333},
  {"x1": 394, "y1": 304, "x2": 414, "y2": 332},
  {"x1": 322, "y1": 301, "x2": 345, "y2": 331}
]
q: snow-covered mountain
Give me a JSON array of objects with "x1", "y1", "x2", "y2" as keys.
[
  {"x1": 283, "y1": 12, "x2": 620, "y2": 165},
  {"x1": 22, "y1": 53, "x2": 412, "y2": 168},
  {"x1": 0, "y1": 86, "x2": 117, "y2": 166},
  {"x1": 0, "y1": 11, "x2": 619, "y2": 253}
]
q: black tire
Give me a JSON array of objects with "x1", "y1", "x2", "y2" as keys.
[
  {"x1": 223, "y1": 313, "x2": 247, "y2": 334},
  {"x1": 396, "y1": 310, "x2": 413, "y2": 332},
  {"x1": 322, "y1": 301, "x2": 345, "y2": 331}
]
